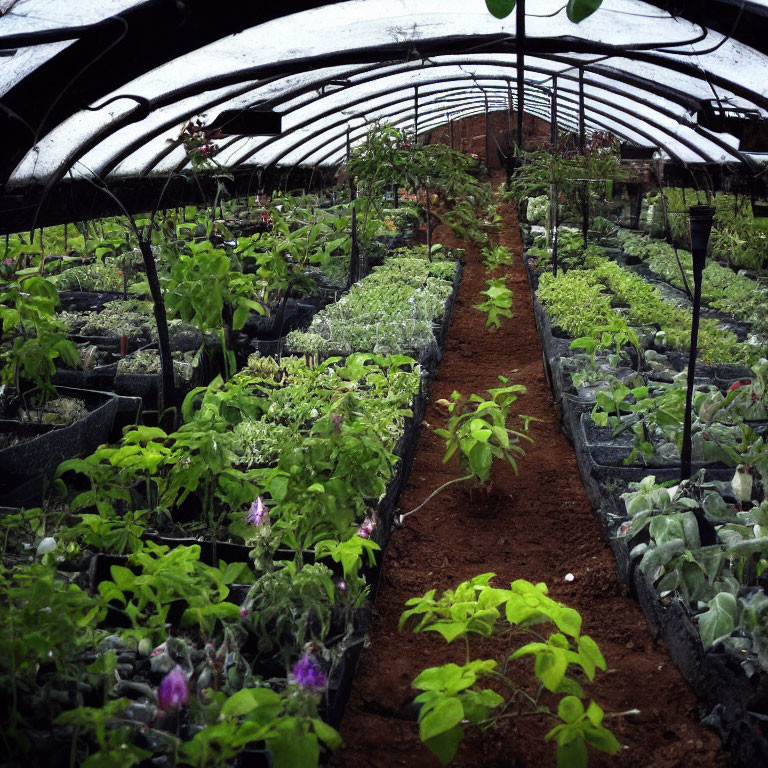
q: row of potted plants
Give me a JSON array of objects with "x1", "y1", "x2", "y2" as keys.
[
  {"x1": 0, "y1": 237, "x2": 465, "y2": 765},
  {"x1": 521, "y1": 219, "x2": 768, "y2": 764}
]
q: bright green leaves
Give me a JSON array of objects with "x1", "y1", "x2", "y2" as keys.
[
  {"x1": 402, "y1": 573, "x2": 618, "y2": 767},
  {"x1": 399, "y1": 572, "x2": 502, "y2": 641},
  {"x1": 485, "y1": 0, "x2": 515, "y2": 20},
  {"x1": 566, "y1": 0, "x2": 603, "y2": 24},
  {"x1": 435, "y1": 377, "x2": 534, "y2": 484},
  {"x1": 546, "y1": 698, "x2": 620, "y2": 768},
  {"x1": 475, "y1": 277, "x2": 514, "y2": 329},
  {"x1": 413, "y1": 661, "x2": 503, "y2": 765},
  {"x1": 484, "y1": 0, "x2": 603, "y2": 23}
]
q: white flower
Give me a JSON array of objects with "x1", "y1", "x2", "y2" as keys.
[
  {"x1": 310, "y1": 408, "x2": 319, "y2": 419},
  {"x1": 36, "y1": 537, "x2": 57, "y2": 557}
]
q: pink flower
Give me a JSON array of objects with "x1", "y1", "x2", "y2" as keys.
[
  {"x1": 240, "y1": 605, "x2": 249, "y2": 618},
  {"x1": 356, "y1": 517, "x2": 376, "y2": 539},
  {"x1": 337, "y1": 580, "x2": 347, "y2": 593},
  {"x1": 158, "y1": 665, "x2": 189, "y2": 710},
  {"x1": 246, "y1": 497, "x2": 268, "y2": 526},
  {"x1": 331, "y1": 413, "x2": 342, "y2": 432}
]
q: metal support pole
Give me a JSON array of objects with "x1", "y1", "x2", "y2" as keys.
[
  {"x1": 425, "y1": 179, "x2": 432, "y2": 261},
  {"x1": 551, "y1": 76, "x2": 558, "y2": 150},
  {"x1": 516, "y1": 0, "x2": 526, "y2": 152},
  {"x1": 681, "y1": 206, "x2": 715, "y2": 482},
  {"x1": 449, "y1": 117, "x2": 454, "y2": 149},
  {"x1": 346, "y1": 127, "x2": 359, "y2": 285},
  {"x1": 414, "y1": 86, "x2": 419, "y2": 143},
  {"x1": 484, "y1": 91, "x2": 490, "y2": 167},
  {"x1": 506, "y1": 81, "x2": 512, "y2": 146},
  {"x1": 578, "y1": 68, "x2": 586, "y2": 153}
]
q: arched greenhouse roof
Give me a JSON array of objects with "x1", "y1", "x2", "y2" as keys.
[{"x1": 3, "y1": 0, "x2": 768, "y2": 227}]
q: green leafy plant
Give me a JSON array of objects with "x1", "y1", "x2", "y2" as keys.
[
  {"x1": 400, "y1": 573, "x2": 620, "y2": 767},
  {"x1": 435, "y1": 378, "x2": 535, "y2": 486},
  {"x1": 475, "y1": 277, "x2": 514, "y2": 329},
  {"x1": 481, "y1": 244, "x2": 514, "y2": 271},
  {"x1": 0, "y1": 275, "x2": 79, "y2": 407}
]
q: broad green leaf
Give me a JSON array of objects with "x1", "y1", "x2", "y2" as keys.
[
  {"x1": 698, "y1": 592, "x2": 737, "y2": 648},
  {"x1": 420, "y1": 697, "x2": 464, "y2": 741},
  {"x1": 558, "y1": 695, "x2": 585, "y2": 724},
  {"x1": 566, "y1": 0, "x2": 602, "y2": 24},
  {"x1": 424, "y1": 725, "x2": 465, "y2": 767},
  {"x1": 485, "y1": 0, "x2": 515, "y2": 20}
]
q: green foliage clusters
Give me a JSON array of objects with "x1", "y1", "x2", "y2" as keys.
[
  {"x1": 286, "y1": 250, "x2": 458, "y2": 357},
  {"x1": 0, "y1": 275, "x2": 79, "y2": 403},
  {"x1": 400, "y1": 573, "x2": 619, "y2": 768},
  {"x1": 537, "y1": 253, "x2": 752, "y2": 364},
  {"x1": 348, "y1": 124, "x2": 490, "y2": 210},
  {"x1": 619, "y1": 473, "x2": 768, "y2": 675},
  {"x1": 435, "y1": 378, "x2": 534, "y2": 484},
  {"x1": 655, "y1": 187, "x2": 768, "y2": 270},
  {"x1": 475, "y1": 277, "x2": 514, "y2": 329},
  {"x1": 617, "y1": 230, "x2": 768, "y2": 334}
]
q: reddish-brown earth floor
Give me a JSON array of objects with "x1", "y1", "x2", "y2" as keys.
[{"x1": 331, "y1": 192, "x2": 728, "y2": 768}]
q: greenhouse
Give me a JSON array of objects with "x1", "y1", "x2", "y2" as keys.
[{"x1": 3, "y1": 0, "x2": 768, "y2": 765}]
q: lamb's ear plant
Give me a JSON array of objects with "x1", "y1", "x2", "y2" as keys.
[
  {"x1": 475, "y1": 277, "x2": 514, "y2": 329},
  {"x1": 400, "y1": 573, "x2": 622, "y2": 767}
]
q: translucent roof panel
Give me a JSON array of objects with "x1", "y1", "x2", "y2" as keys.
[
  {"x1": 4, "y1": 0, "x2": 768, "y2": 189},
  {"x1": 0, "y1": 0, "x2": 151, "y2": 97}
]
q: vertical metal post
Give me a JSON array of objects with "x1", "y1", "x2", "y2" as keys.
[
  {"x1": 681, "y1": 206, "x2": 715, "y2": 482},
  {"x1": 414, "y1": 86, "x2": 419, "y2": 143},
  {"x1": 516, "y1": 0, "x2": 526, "y2": 151},
  {"x1": 507, "y1": 81, "x2": 512, "y2": 145},
  {"x1": 347, "y1": 127, "x2": 359, "y2": 285},
  {"x1": 578, "y1": 68, "x2": 586, "y2": 153},
  {"x1": 551, "y1": 76, "x2": 558, "y2": 149},
  {"x1": 449, "y1": 117, "x2": 454, "y2": 149},
  {"x1": 484, "y1": 91, "x2": 490, "y2": 166}
]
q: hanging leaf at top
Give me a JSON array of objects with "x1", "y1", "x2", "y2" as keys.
[
  {"x1": 485, "y1": 0, "x2": 515, "y2": 20},
  {"x1": 566, "y1": 0, "x2": 603, "y2": 23}
]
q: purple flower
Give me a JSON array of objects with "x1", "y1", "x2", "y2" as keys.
[
  {"x1": 337, "y1": 579, "x2": 347, "y2": 593},
  {"x1": 158, "y1": 665, "x2": 189, "y2": 710},
  {"x1": 246, "y1": 496, "x2": 268, "y2": 526},
  {"x1": 331, "y1": 413, "x2": 342, "y2": 432},
  {"x1": 356, "y1": 516, "x2": 376, "y2": 539},
  {"x1": 290, "y1": 652, "x2": 327, "y2": 692},
  {"x1": 239, "y1": 605, "x2": 249, "y2": 618}
]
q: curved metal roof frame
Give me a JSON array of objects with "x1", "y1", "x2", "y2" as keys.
[
  {"x1": 120, "y1": 52, "x2": 732, "y2": 179},
  {"x1": 64, "y1": 48, "x2": 753, "y2": 183},
  {"x1": 11, "y1": 34, "x2": 764, "y2": 190},
  {"x1": 3, "y1": 0, "x2": 768, "y2": 205},
  {"x1": 301, "y1": 91, "x2": 681, "y2": 169},
  {"x1": 220, "y1": 71, "x2": 726, "y2": 171}
]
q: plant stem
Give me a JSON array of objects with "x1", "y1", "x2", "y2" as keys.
[{"x1": 398, "y1": 474, "x2": 473, "y2": 523}]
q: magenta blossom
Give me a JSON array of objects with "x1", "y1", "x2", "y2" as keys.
[
  {"x1": 331, "y1": 413, "x2": 342, "y2": 432},
  {"x1": 246, "y1": 496, "x2": 268, "y2": 526},
  {"x1": 158, "y1": 665, "x2": 189, "y2": 710},
  {"x1": 336, "y1": 579, "x2": 347, "y2": 593},
  {"x1": 290, "y1": 652, "x2": 327, "y2": 692},
  {"x1": 239, "y1": 605, "x2": 249, "y2": 618},
  {"x1": 356, "y1": 516, "x2": 376, "y2": 539}
]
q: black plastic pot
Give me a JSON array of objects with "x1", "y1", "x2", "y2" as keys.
[
  {"x1": 58, "y1": 290, "x2": 125, "y2": 312},
  {"x1": 0, "y1": 387, "x2": 118, "y2": 507}
]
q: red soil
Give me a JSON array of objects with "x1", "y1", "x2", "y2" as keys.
[{"x1": 331, "y1": 194, "x2": 727, "y2": 768}]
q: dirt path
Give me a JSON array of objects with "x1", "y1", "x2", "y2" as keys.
[{"x1": 331, "y1": 195, "x2": 727, "y2": 768}]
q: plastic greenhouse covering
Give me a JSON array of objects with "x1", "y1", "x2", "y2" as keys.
[{"x1": 2, "y1": 0, "x2": 768, "y2": 189}]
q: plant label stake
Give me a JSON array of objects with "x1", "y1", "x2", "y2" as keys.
[{"x1": 680, "y1": 205, "x2": 715, "y2": 480}]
